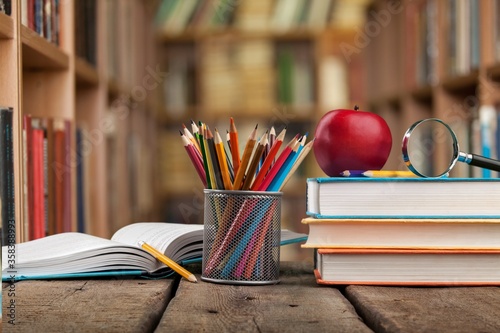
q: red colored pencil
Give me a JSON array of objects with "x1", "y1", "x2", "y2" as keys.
[{"x1": 257, "y1": 134, "x2": 298, "y2": 191}]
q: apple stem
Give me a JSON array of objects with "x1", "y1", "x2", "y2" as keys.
[{"x1": 354, "y1": 105, "x2": 359, "y2": 111}]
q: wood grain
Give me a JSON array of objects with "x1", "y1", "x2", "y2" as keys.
[
  {"x1": 0, "y1": 12, "x2": 14, "y2": 39},
  {"x1": 156, "y1": 262, "x2": 373, "y2": 333},
  {"x1": 345, "y1": 285, "x2": 500, "y2": 333},
  {"x1": 2, "y1": 278, "x2": 176, "y2": 333}
]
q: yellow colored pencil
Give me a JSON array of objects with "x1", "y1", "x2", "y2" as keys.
[
  {"x1": 340, "y1": 170, "x2": 417, "y2": 177},
  {"x1": 214, "y1": 129, "x2": 233, "y2": 190},
  {"x1": 139, "y1": 241, "x2": 197, "y2": 283}
]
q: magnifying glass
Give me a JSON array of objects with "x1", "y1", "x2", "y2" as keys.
[{"x1": 402, "y1": 118, "x2": 500, "y2": 178}]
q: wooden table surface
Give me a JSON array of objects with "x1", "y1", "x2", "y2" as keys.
[{"x1": 2, "y1": 261, "x2": 500, "y2": 333}]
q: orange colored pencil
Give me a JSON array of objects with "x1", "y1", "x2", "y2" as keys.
[
  {"x1": 229, "y1": 117, "x2": 240, "y2": 176},
  {"x1": 232, "y1": 124, "x2": 258, "y2": 190},
  {"x1": 250, "y1": 128, "x2": 286, "y2": 190}
]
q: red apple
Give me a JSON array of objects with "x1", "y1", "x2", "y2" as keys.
[{"x1": 313, "y1": 106, "x2": 392, "y2": 176}]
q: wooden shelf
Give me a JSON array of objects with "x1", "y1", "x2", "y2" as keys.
[
  {"x1": 157, "y1": 28, "x2": 321, "y2": 43},
  {"x1": 75, "y1": 56, "x2": 99, "y2": 87},
  {"x1": 441, "y1": 70, "x2": 479, "y2": 93},
  {"x1": 410, "y1": 85, "x2": 433, "y2": 102},
  {"x1": 369, "y1": 93, "x2": 403, "y2": 109},
  {"x1": 487, "y1": 63, "x2": 500, "y2": 82},
  {"x1": 0, "y1": 12, "x2": 14, "y2": 39},
  {"x1": 21, "y1": 25, "x2": 69, "y2": 69},
  {"x1": 107, "y1": 78, "x2": 130, "y2": 98}
]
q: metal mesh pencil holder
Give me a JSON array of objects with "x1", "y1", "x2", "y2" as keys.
[{"x1": 202, "y1": 189, "x2": 282, "y2": 285}]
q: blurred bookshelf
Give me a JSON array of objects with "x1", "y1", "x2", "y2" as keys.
[
  {"x1": 1, "y1": 0, "x2": 159, "y2": 244},
  {"x1": 364, "y1": 0, "x2": 500, "y2": 178},
  {"x1": 153, "y1": 0, "x2": 368, "y2": 255}
]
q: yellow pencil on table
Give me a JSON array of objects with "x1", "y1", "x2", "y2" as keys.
[
  {"x1": 139, "y1": 241, "x2": 197, "y2": 283},
  {"x1": 340, "y1": 170, "x2": 417, "y2": 177}
]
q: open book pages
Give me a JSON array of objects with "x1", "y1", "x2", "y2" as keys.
[{"x1": 2, "y1": 222, "x2": 307, "y2": 280}]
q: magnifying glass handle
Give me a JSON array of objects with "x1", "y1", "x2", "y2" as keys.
[{"x1": 466, "y1": 154, "x2": 500, "y2": 172}]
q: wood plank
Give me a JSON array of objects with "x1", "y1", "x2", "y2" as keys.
[
  {"x1": 0, "y1": 12, "x2": 14, "y2": 39},
  {"x1": 75, "y1": 56, "x2": 99, "y2": 87},
  {"x1": 21, "y1": 25, "x2": 69, "y2": 70},
  {"x1": 345, "y1": 286, "x2": 500, "y2": 333},
  {"x1": 156, "y1": 262, "x2": 373, "y2": 333},
  {"x1": 2, "y1": 278, "x2": 176, "y2": 333}
]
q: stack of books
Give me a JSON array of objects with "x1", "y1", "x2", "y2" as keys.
[{"x1": 302, "y1": 176, "x2": 500, "y2": 286}]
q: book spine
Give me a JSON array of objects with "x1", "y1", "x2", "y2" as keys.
[
  {"x1": 24, "y1": 115, "x2": 35, "y2": 240},
  {"x1": 63, "y1": 120, "x2": 71, "y2": 232},
  {"x1": 76, "y1": 128, "x2": 85, "y2": 233},
  {"x1": 32, "y1": 125, "x2": 45, "y2": 239},
  {"x1": 53, "y1": 123, "x2": 64, "y2": 234},
  {"x1": 1, "y1": 108, "x2": 15, "y2": 246},
  {"x1": 1, "y1": 0, "x2": 12, "y2": 15}
]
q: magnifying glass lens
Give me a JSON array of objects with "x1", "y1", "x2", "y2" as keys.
[{"x1": 405, "y1": 120, "x2": 457, "y2": 177}]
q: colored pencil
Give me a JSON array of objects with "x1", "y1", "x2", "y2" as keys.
[
  {"x1": 229, "y1": 117, "x2": 241, "y2": 176},
  {"x1": 241, "y1": 133, "x2": 268, "y2": 190},
  {"x1": 214, "y1": 129, "x2": 233, "y2": 190},
  {"x1": 197, "y1": 124, "x2": 212, "y2": 189},
  {"x1": 232, "y1": 124, "x2": 258, "y2": 190},
  {"x1": 340, "y1": 170, "x2": 417, "y2": 177},
  {"x1": 268, "y1": 135, "x2": 303, "y2": 191},
  {"x1": 279, "y1": 138, "x2": 314, "y2": 191},
  {"x1": 183, "y1": 123, "x2": 201, "y2": 154},
  {"x1": 180, "y1": 131, "x2": 207, "y2": 187},
  {"x1": 206, "y1": 126, "x2": 224, "y2": 190},
  {"x1": 257, "y1": 135, "x2": 298, "y2": 191},
  {"x1": 250, "y1": 128, "x2": 286, "y2": 191},
  {"x1": 139, "y1": 241, "x2": 197, "y2": 283},
  {"x1": 225, "y1": 130, "x2": 234, "y2": 181},
  {"x1": 203, "y1": 125, "x2": 217, "y2": 189}
]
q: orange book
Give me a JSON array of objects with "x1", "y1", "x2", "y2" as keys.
[{"x1": 315, "y1": 248, "x2": 500, "y2": 286}]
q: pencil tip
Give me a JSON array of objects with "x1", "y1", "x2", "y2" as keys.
[
  {"x1": 188, "y1": 275, "x2": 198, "y2": 283},
  {"x1": 182, "y1": 123, "x2": 187, "y2": 128},
  {"x1": 255, "y1": 124, "x2": 258, "y2": 129},
  {"x1": 179, "y1": 130, "x2": 183, "y2": 136}
]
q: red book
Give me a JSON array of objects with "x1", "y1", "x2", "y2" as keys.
[
  {"x1": 28, "y1": 0, "x2": 35, "y2": 30},
  {"x1": 31, "y1": 125, "x2": 45, "y2": 239}
]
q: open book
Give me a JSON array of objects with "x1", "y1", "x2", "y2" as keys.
[{"x1": 2, "y1": 222, "x2": 307, "y2": 281}]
